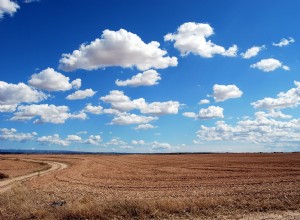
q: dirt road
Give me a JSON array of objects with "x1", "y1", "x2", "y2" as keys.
[{"x1": 0, "y1": 158, "x2": 67, "y2": 193}]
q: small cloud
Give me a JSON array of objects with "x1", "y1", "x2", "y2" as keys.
[
  {"x1": 273, "y1": 37, "x2": 295, "y2": 47},
  {"x1": 251, "y1": 58, "x2": 289, "y2": 72},
  {"x1": 212, "y1": 84, "x2": 243, "y2": 102},
  {"x1": 240, "y1": 45, "x2": 265, "y2": 59}
]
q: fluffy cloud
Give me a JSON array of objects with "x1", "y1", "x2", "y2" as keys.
[
  {"x1": 198, "y1": 99, "x2": 210, "y2": 105},
  {"x1": 164, "y1": 22, "x2": 237, "y2": 58},
  {"x1": 28, "y1": 68, "x2": 81, "y2": 91},
  {"x1": 132, "y1": 140, "x2": 145, "y2": 145},
  {"x1": 116, "y1": 69, "x2": 161, "y2": 87},
  {"x1": 150, "y1": 141, "x2": 172, "y2": 151},
  {"x1": 196, "y1": 112, "x2": 300, "y2": 145},
  {"x1": 251, "y1": 81, "x2": 300, "y2": 110},
  {"x1": 0, "y1": 81, "x2": 47, "y2": 107},
  {"x1": 101, "y1": 90, "x2": 180, "y2": 115},
  {"x1": 66, "y1": 135, "x2": 82, "y2": 142},
  {"x1": 0, "y1": 128, "x2": 37, "y2": 142},
  {"x1": 11, "y1": 104, "x2": 87, "y2": 124},
  {"x1": 37, "y1": 134, "x2": 70, "y2": 146},
  {"x1": 83, "y1": 135, "x2": 102, "y2": 145},
  {"x1": 240, "y1": 45, "x2": 265, "y2": 59},
  {"x1": 212, "y1": 84, "x2": 243, "y2": 102},
  {"x1": 273, "y1": 37, "x2": 295, "y2": 47},
  {"x1": 104, "y1": 138, "x2": 127, "y2": 146},
  {"x1": 183, "y1": 106, "x2": 224, "y2": 119},
  {"x1": 66, "y1": 89, "x2": 96, "y2": 100},
  {"x1": 134, "y1": 123, "x2": 156, "y2": 130},
  {"x1": 111, "y1": 113, "x2": 157, "y2": 125},
  {"x1": 0, "y1": 104, "x2": 17, "y2": 112},
  {"x1": 59, "y1": 29, "x2": 177, "y2": 71},
  {"x1": 250, "y1": 58, "x2": 289, "y2": 72},
  {"x1": 0, "y1": 0, "x2": 19, "y2": 18},
  {"x1": 84, "y1": 104, "x2": 103, "y2": 114}
]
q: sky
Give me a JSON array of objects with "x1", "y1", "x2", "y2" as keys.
[{"x1": 0, "y1": 0, "x2": 300, "y2": 153}]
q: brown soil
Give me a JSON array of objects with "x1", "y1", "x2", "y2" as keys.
[
  {"x1": 0, "y1": 153, "x2": 299, "y2": 219},
  {"x1": 0, "y1": 157, "x2": 50, "y2": 178}
]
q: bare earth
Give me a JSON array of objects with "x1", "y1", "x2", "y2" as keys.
[
  {"x1": 0, "y1": 157, "x2": 50, "y2": 178},
  {"x1": 0, "y1": 153, "x2": 299, "y2": 219}
]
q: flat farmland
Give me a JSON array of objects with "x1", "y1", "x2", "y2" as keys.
[{"x1": 1, "y1": 153, "x2": 300, "y2": 219}]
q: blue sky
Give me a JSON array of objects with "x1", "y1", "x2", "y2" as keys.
[{"x1": 1, "y1": 0, "x2": 300, "y2": 152}]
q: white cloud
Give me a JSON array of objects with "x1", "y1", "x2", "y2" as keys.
[
  {"x1": 101, "y1": 90, "x2": 180, "y2": 115},
  {"x1": 83, "y1": 135, "x2": 102, "y2": 145},
  {"x1": 250, "y1": 58, "x2": 289, "y2": 72},
  {"x1": 28, "y1": 68, "x2": 81, "y2": 91},
  {"x1": 71, "y1": 79, "x2": 82, "y2": 90},
  {"x1": 0, "y1": 0, "x2": 19, "y2": 18},
  {"x1": 164, "y1": 22, "x2": 237, "y2": 58},
  {"x1": 84, "y1": 104, "x2": 103, "y2": 114},
  {"x1": 23, "y1": 0, "x2": 40, "y2": 3},
  {"x1": 150, "y1": 141, "x2": 172, "y2": 151},
  {"x1": 132, "y1": 140, "x2": 145, "y2": 145},
  {"x1": 198, "y1": 106, "x2": 224, "y2": 119},
  {"x1": 183, "y1": 106, "x2": 224, "y2": 119},
  {"x1": 255, "y1": 110, "x2": 292, "y2": 119},
  {"x1": 0, "y1": 128, "x2": 37, "y2": 142},
  {"x1": 59, "y1": 29, "x2": 177, "y2": 71},
  {"x1": 198, "y1": 99, "x2": 210, "y2": 105},
  {"x1": 37, "y1": 134, "x2": 70, "y2": 146},
  {"x1": 273, "y1": 37, "x2": 295, "y2": 47},
  {"x1": 0, "y1": 104, "x2": 17, "y2": 112},
  {"x1": 251, "y1": 81, "x2": 300, "y2": 110},
  {"x1": 0, "y1": 81, "x2": 47, "y2": 106},
  {"x1": 196, "y1": 112, "x2": 300, "y2": 146},
  {"x1": 134, "y1": 123, "x2": 156, "y2": 130},
  {"x1": 111, "y1": 113, "x2": 157, "y2": 125},
  {"x1": 11, "y1": 104, "x2": 86, "y2": 124},
  {"x1": 212, "y1": 84, "x2": 243, "y2": 102},
  {"x1": 66, "y1": 135, "x2": 82, "y2": 142},
  {"x1": 140, "y1": 101, "x2": 180, "y2": 115},
  {"x1": 66, "y1": 89, "x2": 96, "y2": 100},
  {"x1": 240, "y1": 45, "x2": 265, "y2": 59},
  {"x1": 115, "y1": 69, "x2": 161, "y2": 87},
  {"x1": 104, "y1": 137, "x2": 127, "y2": 146}
]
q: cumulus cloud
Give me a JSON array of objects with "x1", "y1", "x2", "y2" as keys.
[
  {"x1": 0, "y1": 0, "x2": 19, "y2": 19},
  {"x1": 240, "y1": 45, "x2": 265, "y2": 59},
  {"x1": 273, "y1": 37, "x2": 295, "y2": 47},
  {"x1": 132, "y1": 140, "x2": 145, "y2": 145},
  {"x1": 134, "y1": 123, "x2": 156, "y2": 130},
  {"x1": 66, "y1": 135, "x2": 82, "y2": 142},
  {"x1": 251, "y1": 81, "x2": 300, "y2": 110},
  {"x1": 198, "y1": 99, "x2": 210, "y2": 105},
  {"x1": 250, "y1": 58, "x2": 289, "y2": 72},
  {"x1": 83, "y1": 135, "x2": 102, "y2": 145},
  {"x1": 111, "y1": 113, "x2": 157, "y2": 125},
  {"x1": 66, "y1": 89, "x2": 96, "y2": 100},
  {"x1": 37, "y1": 134, "x2": 70, "y2": 146},
  {"x1": 196, "y1": 112, "x2": 300, "y2": 146},
  {"x1": 0, "y1": 81, "x2": 47, "y2": 108},
  {"x1": 164, "y1": 22, "x2": 237, "y2": 58},
  {"x1": 183, "y1": 106, "x2": 224, "y2": 119},
  {"x1": 104, "y1": 138, "x2": 127, "y2": 146},
  {"x1": 11, "y1": 104, "x2": 87, "y2": 124},
  {"x1": 100, "y1": 90, "x2": 180, "y2": 115},
  {"x1": 84, "y1": 104, "x2": 103, "y2": 114},
  {"x1": 28, "y1": 68, "x2": 81, "y2": 91},
  {"x1": 212, "y1": 84, "x2": 243, "y2": 102},
  {"x1": 115, "y1": 69, "x2": 161, "y2": 87},
  {"x1": 59, "y1": 29, "x2": 177, "y2": 71},
  {"x1": 0, "y1": 128, "x2": 37, "y2": 142}
]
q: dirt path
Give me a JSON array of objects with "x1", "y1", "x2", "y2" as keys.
[{"x1": 0, "y1": 158, "x2": 68, "y2": 193}]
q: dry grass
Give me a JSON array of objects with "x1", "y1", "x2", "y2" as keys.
[{"x1": 0, "y1": 153, "x2": 300, "y2": 219}]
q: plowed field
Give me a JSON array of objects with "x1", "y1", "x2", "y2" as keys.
[{"x1": 0, "y1": 153, "x2": 300, "y2": 219}]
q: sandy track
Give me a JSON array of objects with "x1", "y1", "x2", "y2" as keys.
[{"x1": 0, "y1": 158, "x2": 68, "y2": 193}]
